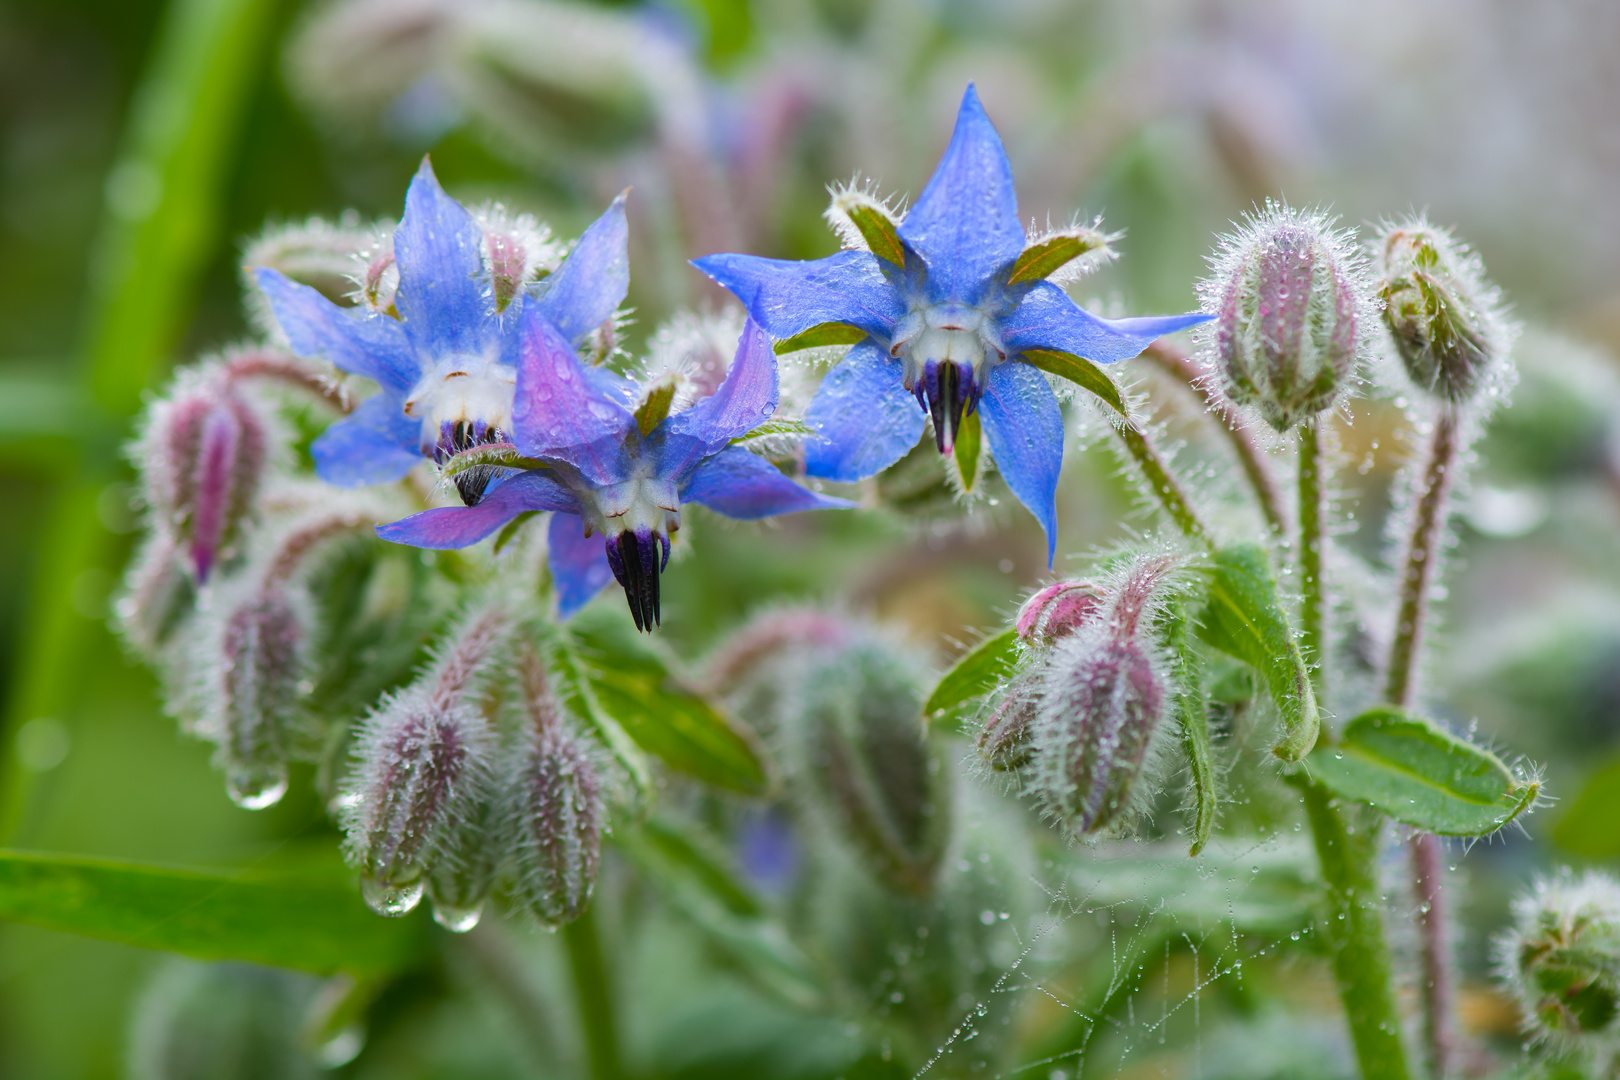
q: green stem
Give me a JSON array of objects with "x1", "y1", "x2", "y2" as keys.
[
  {"x1": 563, "y1": 904, "x2": 624, "y2": 1080},
  {"x1": 1301, "y1": 783, "x2": 1412, "y2": 1080},
  {"x1": 1113, "y1": 421, "x2": 1210, "y2": 545},
  {"x1": 1296, "y1": 419, "x2": 1326, "y2": 682}
]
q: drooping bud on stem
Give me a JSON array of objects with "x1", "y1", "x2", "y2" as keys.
[
  {"x1": 975, "y1": 679, "x2": 1039, "y2": 772},
  {"x1": 342, "y1": 606, "x2": 507, "y2": 917},
  {"x1": 1499, "y1": 870, "x2": 1620, "y2": 1052},
  {"x1": 215, "y1": 592, "x2": 309, "y2": 810},
  {"x1": 1015, "y1": 581, "x2": 1105, "y2": 646},
  {"x1": 508, "y1": 653, "x2": 605, "y2": 925},
  {"x1": 1202, "y1": 201, "x2": 1370, "y2": 432},
  {"x1": 115, "y1": 533, "x2": 196, "y2": 658},
  {"x1": 1375, "y1": 217, "x2": 1513, "y2": 404}
]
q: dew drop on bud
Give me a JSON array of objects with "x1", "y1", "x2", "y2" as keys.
[
  {"x1": 430, "y1": 900, "x2": 484, "y2": 933},
  {"x1": 225, "y1": 761, "x2": 289, "y2": 811},
  {"x1": 360, "y1": 875, "x2": 425, "y2": 917}
]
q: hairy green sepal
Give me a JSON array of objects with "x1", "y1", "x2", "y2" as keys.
[
  {"x1": 773, "y1": 322, "x2": 868, "y2": 354},
  {"x1": 1006, "y1": 233, "x2": 1111, "y2": 286},
  {"x1": 1022, "y1": 348, "x2": 1128, "y2": 417}
]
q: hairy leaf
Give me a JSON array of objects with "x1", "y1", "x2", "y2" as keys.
[
  {"x1": 773, "y1": 322, "x2": 868, "y2": 354},
  {"x1": 1166, "y1": 603, "x2": 1216, "y2": 855},
  {"x1": 841, "y1": 202, "x2": 907, "y2": 267},
  {"x1": 1197, "y1": 543, "x2": 1319, "y2": 760},
  {"x1": 0, "y1": 851, "x2": 428, "y2": 975},
  {"x1": 1309, "y1": 707, "x2": 1539, "y2": 836},
  {"x1": 1022, "y1": 348, "x2": 1127, "y2": 417},
  {"x1": 924, "y1": 628, "x2": 1019, "y2": 732}
]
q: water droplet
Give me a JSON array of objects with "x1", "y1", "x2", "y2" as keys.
[
  {"x1": 980, "y1": 909, "x2": 997, "y2": 925},
  {"x1": 226, "y1": 764, "x2": 288, "y2": 810},
  {"x1": 432, "y1": 899, "x2": 484, "y2": 932},
  {"x1": 362, "y1": 875, "x2": 425, "y2": 917},
  {"x1": 317, "y1": 1025, "x2": 366, "y2": 1068}
]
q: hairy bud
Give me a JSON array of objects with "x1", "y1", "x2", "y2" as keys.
[
  {"x1": 1015, "y1": 581, "x2": 1105, "y2": 646},
  {"x1": 139, "y1": 375, "x2": 270, "y2": 582},
  {"x1": 212, "y1": 592, "x2": 309, "y2": 810},
  {"x1": 975, "y1": 679, "x2": 1038, "y2": 772},
  {"x1": 343, "y1": 606, "x2": 507, "y2": 917},
  {"x1": 475, "y1": 204, "x2": 559, "y2": 313},
  {"x1": 1203, "y1": 201, "x2": 1369, "y2": 432},
  {"x1": 797, "y1": 635, "x2": 949, "y2": 895},
  {"x1": 1499, "y1": 870, "x2": 1620, "y2": 1051},
  {"x1": 1375, "y1": 217, "x2": 1512, "y2": 403},
  {"x1": 508, "y1": 659, "x2": 605, "y2": 925},
  {"x1": 115, "y1": 533, "x2": 197, "y2": 658}
]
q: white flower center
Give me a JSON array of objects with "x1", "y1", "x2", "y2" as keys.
[
  {"x1": 402, "y1": 352, "x2": 516, "y2": 456},
  {"x1": 576, "y1": 470, "x2": 681, "y2": 541},
  {"x1": 888, "y1": 301, "x2": 1006, "y2": 391}
]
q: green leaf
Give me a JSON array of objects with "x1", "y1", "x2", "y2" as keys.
[
  {"x1": 923, "y1": 628, "x2": 1019, "y2": 731},
  {"x1": 1166, "y1": 602, "x2": 1216, "y2": 855},
  {"x1": 773, "y1": 322, "x2": 868, "y2": 354},
  {"x1": 1553, "y1": 755, "x2": 1620, "y2": 856},
  {"x1": 1308, "y1": 707, "x2": 1540, "y2": 836},
  {"x1": 0, "y1": 851, "x2": 429, "y2": 975},
  {"x1": 1022, "y1": 348, "x2": 1127, "y2": 417},
  {"x1": 1197, "y1": 543, "x2": 1319, "y2": 761},
  {"x1": 1006, "y1": 232, "x2": 1111, "y2": 286},
  {"x1": 952, "y1": 408, "x2": 982, "y2": 492},
  {"x1": 536, "y1": 620, "x2": 654, "y2": 798},
  {"x1": 728, "y1": 417, "x2": 815, "y2": 448},
  {"x1": 841, "y1": 202, "x2": 907, "y2": 267},
  {"x1": 570, "y1": 610, "x2": 770, "y2": 796}
]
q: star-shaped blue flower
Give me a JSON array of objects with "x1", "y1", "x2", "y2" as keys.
[
  {"x1": 376, "y1": 315, "x2": 853, "y2": 630},
  {"x1": 253, "y1": 158, "x2": 629, "y2": 499},
  {"x1": 694, "y1": 86, "x2": 1210, "y2": 563}
]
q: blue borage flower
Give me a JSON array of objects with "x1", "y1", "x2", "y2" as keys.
[
  {"x1": 253, "y1": 158, "x2": 629, "y2": 498},
  {"x1": 376, "y1": 315, "x2": 853, "y2": 631},
  {"x1": 694, "y1": 85, "x2": 1210, "y2": 563}
]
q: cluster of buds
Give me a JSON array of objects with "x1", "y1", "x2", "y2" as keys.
[
  {"x1": 1498, "y1": 870, "x2": 1620, "y2": 1057},
  {"x1": 1374, "y1": 215, "x2": 1516, "y2": 405},
  {"x1": 341, "y1": 616, "x2": 607, "y2": 930},
  {"x1": 978, "y1": 554, "x2": 1187, "y2": 838},
  {"x1": 1201, "y1": 201, "x2": 1373, "y2": 432}
]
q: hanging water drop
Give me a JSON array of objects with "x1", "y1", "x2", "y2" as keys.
[
  {"x1": 361, "y1": 875, "x2": 425, "y2": 917},
  {"x1": 431, "y1": 899, "x2": 484, "y2": 932}
]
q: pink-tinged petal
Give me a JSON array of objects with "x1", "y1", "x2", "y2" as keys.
[
  {"x1": 377, "y1": 471, "x2": 578, "y2": 550},
  {"x1": 682, "y1": 446, "x2": 855, "y2": 519},
  {"x1": 692, "y1": 251, "x2": 904, "y2": 342},
  {"x1": 1002, "y1": 282, "x2": 1210, "y2": 364},
  {"x1": 979, "y1": 361, "x2": 1064, "y2": 566},
  {"x1": 254, "y1": 269, "x2": 417, "y2": 394},
  {"x1": 535, "y1": 193, "x2": 629, "y2": 345},
  {"x1": 898, "y1": 85, "x2": 1025, "y2": 304},
  {"x1": 802, "y1": 341, "x2": 925, "y2": 482},
  {"x1": 511, "y1": 307, "x2": 634, "y2": 484},
  {"x1": 311, "y1": 393, "x2": 422, "y2": 487},
  {"x1": 393, "y1": 158, "x2": 497, "y2": 359},
  {"x1": 661, "y1": 319, "x2": 779, "y2": 478},
  {"x1": 547, "y1": 512, "x2": 615, "y2": 618}
]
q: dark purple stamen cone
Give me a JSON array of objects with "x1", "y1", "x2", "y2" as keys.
[
  {"x1": 605, "y1": 529, "x2": 665, "y2": 632},
  {"x1": 914, "y1": 360, "x2": 976, "y2": 453},
  {"x1": 217, "y1": 593, "x2": 306, "y2": 809},
  {"x1": 1033, "y1": 634, "x2": 1168, "y2": 836},
  {"x1": 509, "y1": 665, "x2": 604, "y2": 925}
]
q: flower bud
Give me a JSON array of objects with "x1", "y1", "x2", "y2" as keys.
[
  {"x1": 1031, "y1": 631, "x2": 1169, "y2": 836},
  {"x1": 115, "y1": 533, "x2": 197, "y2": 658},
  {"x1": 1375, "y1": 217, "x2": 1511, "y2": 403},
  {"x1": 796, "y1": 635, "x2": 949, "y2": 895},
  {"x1": 140, "y1": 375, "x2": 269, "y2": 582},
  {"x1": 213, "y1": 591, "x2": 309, "y2": 810},
  {"x1": 508, "y1": 690, "x2": 605, "y2": 926},
  {"x1": 425, "y1": 799, "x2": 499, "y2": 932},
  {"x1": 1015, "y1": 581, "x2": 1105, "y2": 646},
  {"x1": 1499, "y1": 870, "x2": 1620, "y2": 1049},
  {"x1": 474, "y1": 205, "x2": 558, "y2": 314},
  {"x1": 356, "y1": 241, "x2": 398, "y2": 316},
  {"x1": 975, "y1": 678, "x2": 1038, "y2": 772},
  {"x1": 1204, "y1": 202, "x2": 1368, "y2": 432}
]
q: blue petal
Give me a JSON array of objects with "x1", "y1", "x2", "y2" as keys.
[
  {"x1": 898, "y1": 85, "x2": 1025, "y2": 304},
  {"x1": 682, "y1": 446, "x2": 856, "y2": 519},
  {"x1": 692, "y1": 251, "x2": 904, "y2": 342},
  {"x1": 393, "y1": 158, "x2": 497, "y2": 359},
  {"x1": 979, "y1": 361, "x2": 1064, "y2": 566},
  {"x1": 548, "y1": 512, "x2": 615, "y2": 618},
  {"x1": 510, "y1": 306, "x2": 634, "y2": 485},
  {"x1": 660, "y1": 319, "x2": 779, "y2": 481},
  {"x1": 254, "y1": 269, "x2": 418, "y2": 394},
  {"x1": 802, "y1": 341, "x2": 925, "y2": 482},
  {"x1": 1002, "y1": 282, "x2": 1211, "y2": 364},
  {"x1": 535, "y1": 193, "x2": 629, "y2": 346},
  {"x1": 376, "y1": 470, "x2": 578, "y2": 550},
  {"x1": 311, "y1": 393, "x2": 422, "y2": 487}
]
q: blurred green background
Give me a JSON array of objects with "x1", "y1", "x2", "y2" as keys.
[{"x1": 3, "y1": 0, "x2": 1620, "y2": 1075}]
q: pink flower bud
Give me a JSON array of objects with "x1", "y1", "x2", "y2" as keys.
[
  {"x1": 1015, "y1": 581, "x2": 1105, "y2": 645},
  {"x1": 475, "y1": 205, "x2": 557, "y2": 314},
  {"x1": 215, "y1": 592, "x2": 308, "y2": 810},
  {"x1": 358, "y1": 248, "x2": 398, "y2": 315},
  {"x1": 975, "y1": 678, "x2": 1038, "y2": 772}
]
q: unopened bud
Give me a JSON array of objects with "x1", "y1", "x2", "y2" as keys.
[
  {"x1": 357, "y1": 243, "x2": 398, "y2": 315},
  {"x1": 1204, "y1": 201, "x2": 1368, "y2": 432},
  {"x1": 1376, "y1": 217, "x2": 1511, "y2": 403},
  {"x1": 425, "y1": 799, "x2": 499, "y2": 932},
  {"x1": 115, "y1": 533, "x2": 197, "y2": 658},
  {"x1": 1015, "y1": 581, "x2": 1105, "y2": 646},
  {"x1": 797, "y1": 635, "x2": 948, "y2": 895},
  {"x1": 975, "y1": 679, "x2": 1038, "y2": 772},
  {"x1": 214, "y1": 592, "x2": 309, "y2": 810},
  {"x1": 475, "y1": 205, "x2": 558, "y2": 314},
  {"x1": 508, "y1": 693, "x2": 605, "y2": 926},
  {"x1": 1499, "y1": 870, "x2": 1620, "y2": 1049},
  {"x1": 140, "y1": 376, "x2": 269, "y2": 582}
]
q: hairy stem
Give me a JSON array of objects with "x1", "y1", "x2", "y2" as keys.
[
  {"x1": 1113, "y1": 421, "x2": 1210, "y2": 544},
  {"x1": 1302, "y1": 783, "x2": 1412, "y2": 1080},
  {"x1": 1386, "y1": 406, "x2": 1462, "y2": 1078},
  {"x1": 1296, "y1": 419, "x2": 1326, "y2": 681},
  {"x1": 563, "y1": 904, "x2": 624, "y2": 1080},
  {"x1": 1142, "y1": 341, "x2": 1289, "y2": 534}
]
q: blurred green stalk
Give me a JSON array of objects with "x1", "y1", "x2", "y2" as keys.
[{"x1": 0, "y1": 0, "x2": 280, "y2": 840}]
